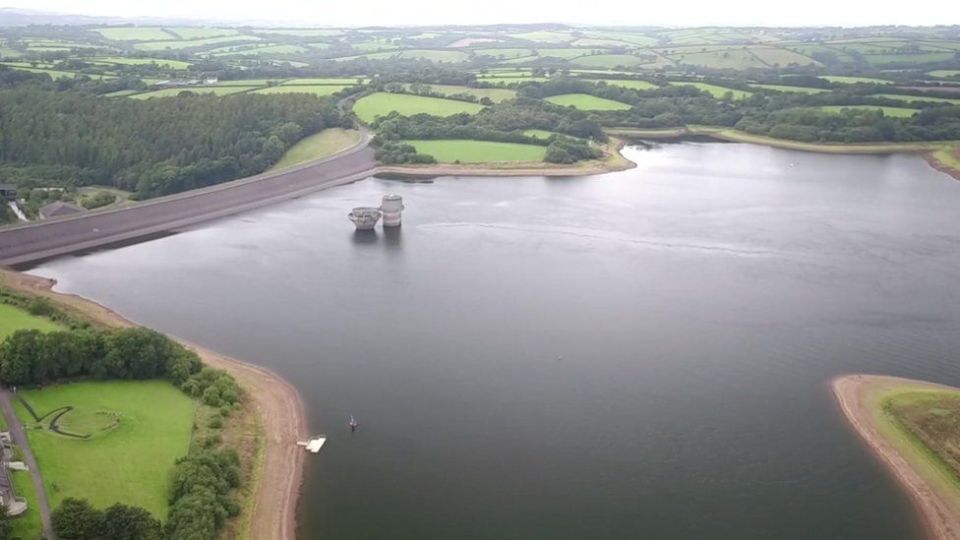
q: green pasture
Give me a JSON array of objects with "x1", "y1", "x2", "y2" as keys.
[
  {"x1": 129, "y1": 86, "x2": 257, "y2": 99},
  {"x1": 165, "y1": 27, "x2": 238, "y2": 40},
  {"x1": 821, "y1": 75, "x2": 892, "y2": 84},
  {"x1": 873, "y1": 93, "x2": 960, "y2": 105},
  {"x1": 750, "y1": 84, "x2": 828, "y2": 94},
  {"x1": 94, "y1": 57, "x2": 193, "y2": 69},
  {"x1": 269, "y1": 129, "x2": 362, "y2": 171},
  {"x1": 670, "y1": 81, "x2": 752, "y2": 99},
  {"x1": 817, "y1": 105, "x2": 919, "y2": 117},
  {"x1": 251, "y1": 85, "x2": 348, "y2": 96},
  {"x1": 134, "y1": 36, "x2": 260, "y2": 51},
  {"x1": 929, "y1": 70, "x2": 960, "y2": 79},
  {"x1": 281, "y1": 77, "x2": 368, "y2": 85},
  {"x1": 14, "y1": 381, "x2": 195, "y2": 518},
  {"x1": 545, "y1": 93, "x2": 632, "y2": 110},
  {"x1": 0, "y1": 304, "x2": 59, "y2": 340},
  {"x1": 589, "y1": 79, "x2": 657, "y2": 90},
  {"x1": 92, "y1": 27, "x2": 175, "y2": 41},
  {"x1": 402, "y1": 139, "x2": 547, "y2": 163},
  {"x1": 353, "y1": 92, "x2": 484, "y2": 122}
]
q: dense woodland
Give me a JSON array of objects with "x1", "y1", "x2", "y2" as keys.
[{"x1": 0, "y1": 79, "x2": 343, "y2": 199}]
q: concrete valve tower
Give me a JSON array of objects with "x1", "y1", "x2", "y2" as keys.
[{"x1": 380, "y1": 195, "x2": 404, "y2": 227}]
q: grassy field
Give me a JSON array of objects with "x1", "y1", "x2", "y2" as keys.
[
  {"x1": 410, "y1": 84, "x2": 516, "y2": 102},
  {"x1": 281, "y1": 77, "x2": 368, "y2": 85},
  {"x1": 92, "y1": 27, "x2": 175, "y2": 41},
  {"x1": 15, "y1": 381, "x2": 195, "y2": 518},
  {"x1": 750, "y1": 84, "x2": 828, "y2": 94},
  {"x1": 353, "y1": 92, "x2": 484, "y2": 122},
  {"x1": 166, "y1": 27, "x2": 238, "y2": 40},
  {"x1": 251, "y1": 85, "x2": 348, "y2": 96},
  {"x1": 817, "y1": 105, "x2": 919, "y2": 117},
  {"x1": 129, "y1": 86, "x2": 257, "y2": 99},
  {"x1": 929, "y1": 70, "x2": 960, "y2": 79},
  {"x1": 269, "y1": 129, "x2": 362, "y2": 171},
  {"x1": 10, "y1": 469, "x2": 42, "y2": 539},
  {"x1": 821, "y1": 75, "x2": 892, "y2": 84},
  {"x1": 570, "y1": 54, "x2": 660, "y2": 69},
  {"x1": 0, "y1": 304, "x2": 60, "y2": 340},
  {"x1": 874, "y1": 93, "x2": 960, "y2": 105},
  {"x1": 403, "y1": 139, "x2": 547, "y2": 162},
  {"x1": 589, "y1": 79, "x2": 657, "y2": 90},
  {"x1": 670, "y1": 82, "x2": 752, "y2": 99},
  {"x1": 93, "y1": 57, "x2": 193, "y2": 69},
  {"x1": 523, "y1": 129, "x2": 562, "y2": 140},
  {"x1": 135, "y1": 36, "x2": 260, "y2": 51},
  {"x1": 545, "y1": 93, "x2": 632, "y2": 110}
]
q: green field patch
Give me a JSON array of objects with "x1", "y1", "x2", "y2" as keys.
[
  {"x1": 93, "y1": 56, "x2": 193, "y2": 69},
  {"x1": 571, "y1": 54, "x2": 661, "y2": 69},
  {"x1": 873, "y1": 93, "x2": 960, "y2": 105},
  {"x1": 397, "y1": 49, "x2": 470, "y2": 62},
  {"x1": 510, "y1": 31, "x2": 575, "y2": 43},
  {"x1": 863, "y1": 52, "x2": 955, "y2": 65},
  {"x1": 1, "y1": 65, "x2": 114, "y2": 80},
  {"x1": 93, "y1": 27, "x2": 176, "y2": 42},
  {"x1": 929, "y1": 70, "x2": 960, "y2": 79},
  {"x1": 665, "y1": 48, "x2": 766, "y2": 69},
  {"x1": 134, "y1": 36, "x2": 261, "y2": 51},
  {"x1": 251, "y1": 85, "x2": 348, "y2": 96},
  {"x1": 474, "y1": 48, "x2": 534, "y2": 59},
  {"x1": 478, "y1": 76, "x2": 550, "y2": 84},
  {"x1": 670, "y1": 81, "x2": 752, "y2": 99},
  {"x1": 589, "y1": 79, "x2": 657, "y2": 90},
  {"x1": 402, "y1": 139, "x2": 547, "y2": 163},
  {"x1": 269, "y1": 128, "x2": 362, "y2": 171},
  {"x1": 211, "y1": 43, "x2": 309, "y2": 56},
  {"x1": 102, "y1": 89, "x2": 139, "y2": 98},
  {"x1": 9, "y1": 470, "x2": 41, "y2": 539},
  {"x1": 545, "y1": 93, "x2": 632, "y2": 110},
  {"x1": 165, "y1": 27, "x2": 239, "y2": 40},
  {"x1": 0, "y1": 304, "x2": 60, "y2": 340},
  {"x1": 14, "y1": 381, "x2": 195, "y2": 517},
  {"x1": 253, "y1": 28, "x2": 343, "y2": 38},
  {"x1": 353, "y1": 92, "x2": 484, "y2": 122},
  {"x1": 411, "y1": 84, "x2": 516, "y2": 102},
  {"x1": 821, "y1": 75, "x2": 892, "y2": 85},
  {"x1": 523, "y1": 129, "x2": 565, "y2": 140},
  {"x1": 534, "y1": 48, "x2": 594, "y2": 60},
  {"x1": 281, "y1": 77, "x2": 368, "y2": 85},
  {"x1": 750, "y1": 84, "x2": 828, "y2": 94},
  {"x1": 816, "y1": 105, "x2": 919, "y2": 117},
  {"x1": 129, "y1": 86, "x2": 257, "y2": 99}
]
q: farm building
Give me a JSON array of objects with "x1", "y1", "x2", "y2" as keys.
[
  {"x1": 39, "y1": 200, "x2": 83, "y2": 220},
  {"x1": 0, "y1": 184, "x2": 16, "y2": 201}
]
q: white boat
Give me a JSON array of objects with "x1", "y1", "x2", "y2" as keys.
[{"x1": 297, "y1": 436, "x2": 327, "y2": 453}]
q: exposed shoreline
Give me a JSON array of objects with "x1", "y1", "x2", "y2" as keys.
[
  {"x1": 831, "y1": 374, "x2": 960, "y2": 540},
  {"x1": 0, "y1": 268, "x2": 306, "y2": 540},
  {"x1": 608, "y1": 126, "x2": 960, "y2": 182}
]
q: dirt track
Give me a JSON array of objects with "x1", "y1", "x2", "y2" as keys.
[
  {"x1": 0, "y1": 269, "x2": 306, "y2": 540},
  {"x1": 832, "y1": 374, "x2": 960, "y2": 540}
]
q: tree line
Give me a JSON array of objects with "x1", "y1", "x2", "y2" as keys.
[{"x1": 0, "y1": 85, "x2": 343, "y2": 199}]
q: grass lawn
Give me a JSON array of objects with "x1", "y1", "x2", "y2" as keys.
[
  {"x1": 0, "y1": 304, "x2": 59, "y2": 341},
  {"x1": 588, "y1": 79, "x2": 658, "y2": 90},
  {"x1": 129, "y1": 86, "x2": 257, "y2": 99},
  {"x1": 15, "y1": 381, "x2": 195, "y2": 518},
  {"x1": 94, "y1": 57, "x2": 192, "y2": 69},
  {"x1": 670, "y1": 81, "x2": 752, "y2": 99},
  {"x1": 92, "y1": 27, "x2": 175, "y2": 41},
  {"x1": 817, "y1": 105, "x2": 919, "y2": 117},
  {"x1": 929, "y1": 70, "x2": 960, "y2": 79},
  {"x1": 873, "y1": 93, "x2": 960, "y2": 105},
  {"x1": 251, "y1": 85, "x2": 348, "y2": 96},
  {"x1": 410, "y1": 84, "x2": 516, "y2": 103},
  {"x1": 750, "y1": 84, "x2": 828, "y2": 94},
  {"x1": 545, "y1": 93, "x2": 632, "y2": 111},
  {"x1": 353, "y1": 92, "x2": 484, "y2": 123},
  {"x1": 821, "y1": 75, "x2": 892, "y2": 85},
  {"x1": 269, "y1": 129, "x2": 362, "y2": 171},
  {"x1": 402, "y1": 139, "x2": 547, "y2": 163},
  {"x1": 10, "y1": 470, "x2": 42, "y2": 539}
]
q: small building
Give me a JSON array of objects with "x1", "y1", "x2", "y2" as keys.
[
  {"x1": 0, "y1": 184, "x2": 16, "y2": 202},
  {"x1": 38, "y1": 200, "x2": 83, "y2": 220},
  {"x1": 203, "y1": 76, "x2": 219, "y2": 85}
]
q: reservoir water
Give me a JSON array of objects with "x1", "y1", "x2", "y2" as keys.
[{"x1": 29, "y1": 142, "x2": 960, "y2": 539}]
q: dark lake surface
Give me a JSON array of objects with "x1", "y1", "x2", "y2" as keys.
[{"x1": 30, "y1": 142, "x2": 960, "y2": 539}]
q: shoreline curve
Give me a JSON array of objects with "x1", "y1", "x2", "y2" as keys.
[
  {"x1": 831, "y1": 374, "x2": 960, "y2": 540},
  {"x1": 0, "y1": 268, "x2": 306, "y2": 540}
]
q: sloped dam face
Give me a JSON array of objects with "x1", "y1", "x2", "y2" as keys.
[{"x1": 30, "y1": 142, "x2": 960, "y2": 539}]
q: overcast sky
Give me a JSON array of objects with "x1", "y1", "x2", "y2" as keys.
[{"x1": 2, "y1": 0, "x2": 957, "y2": 27}]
